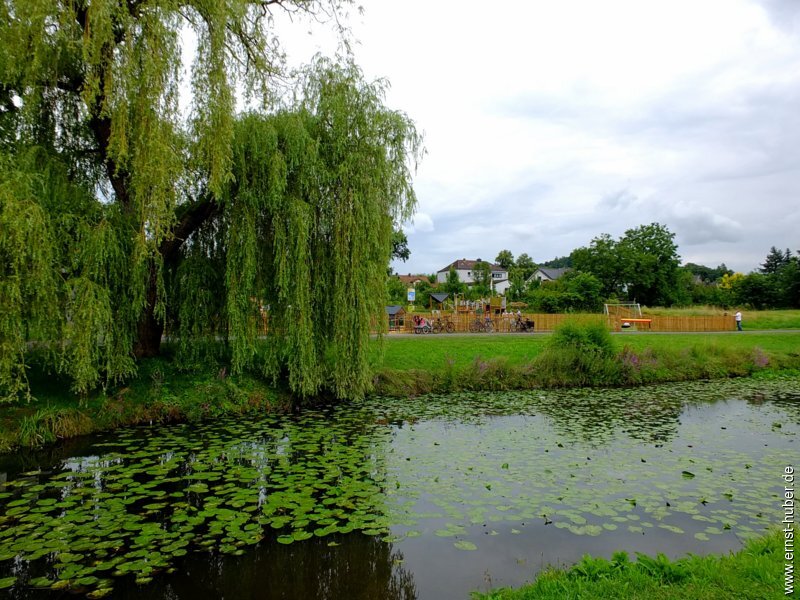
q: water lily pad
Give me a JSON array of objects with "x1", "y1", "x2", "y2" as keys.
[{"x1": 453, "y1": 540, "x2": 477, "y2": 551}]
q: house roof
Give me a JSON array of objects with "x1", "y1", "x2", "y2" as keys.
[
  {"x1": 430, "y1": 292, "x2": 449, "y2": 304},
  {"x1": 437, "y1": 259, "x2": 504, "y2": 273},
  {"x1": 396, "y1": 273, "x2": 428, "y2": 285},
  {"x1": 385, "y1": 305, "x2": 405, "y2": 316},
  {"x1": 533, "y1": 267, "x2": 571, "y2": 280}
]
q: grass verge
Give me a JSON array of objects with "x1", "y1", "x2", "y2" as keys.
[
  {"x1": 371, "y1": 330, "x2": 800, "y2": 396},
  {"x1": 472, "y1": 528, "x2": 787, "y2": 600}
]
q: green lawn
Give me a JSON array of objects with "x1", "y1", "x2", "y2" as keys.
[{"x1": 372, "y1": 331, "x2": 800, "y2": 373}]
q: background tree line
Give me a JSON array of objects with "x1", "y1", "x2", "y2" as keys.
[{"x1": 389, "y1": 223, "x2": 799, "y2": 313}]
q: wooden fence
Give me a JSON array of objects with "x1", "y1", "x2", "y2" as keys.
[{"x1": 392, "y1": 312, "x2": 736, "y2": 334}]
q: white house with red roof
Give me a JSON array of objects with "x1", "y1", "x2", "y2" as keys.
[{"x1": 436, "y1": 258, "x2": 511, "y2": 294}]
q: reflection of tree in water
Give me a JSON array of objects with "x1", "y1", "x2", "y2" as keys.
[{"x1": 114, "y1": 534, "x2": 417, "y2": 600}]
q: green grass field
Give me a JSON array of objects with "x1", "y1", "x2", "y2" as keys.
[{"x1": 371, "y1": 331, "x2": 800, "y2": 373}]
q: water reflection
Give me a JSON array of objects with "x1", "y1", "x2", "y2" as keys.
[{"x1": 114, "y1": 535, "x2": 416, "y2": 600}]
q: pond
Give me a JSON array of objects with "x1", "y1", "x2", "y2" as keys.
[{"x1": 0, "y1": 377, "x2": 798, "y2": 599}]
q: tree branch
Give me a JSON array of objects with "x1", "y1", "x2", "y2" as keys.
[{"x1": 160, "y1": 197, "x2": 220, "y2": 264}]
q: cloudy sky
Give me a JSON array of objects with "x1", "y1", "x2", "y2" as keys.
[{"x1": 280, "y1": 0, "x2": 800, "y2": 275}]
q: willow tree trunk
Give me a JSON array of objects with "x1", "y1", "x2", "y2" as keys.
[{"x1": 133, "y1": 264, "x2": 163, "y2": 358}]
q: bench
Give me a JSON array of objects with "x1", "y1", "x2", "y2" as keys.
[{"x1": 621, "y1": 318, "x2": 652, "y2": 329}]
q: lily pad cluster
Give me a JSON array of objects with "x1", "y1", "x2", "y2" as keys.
[
  {"x1": 0, "y1": 412, "x2": 394, "y2": 596},
  {"x1": 0, "y1": 377, "x2": 797, "y2": 596}
]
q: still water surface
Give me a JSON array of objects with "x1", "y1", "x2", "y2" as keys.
[{"x1": 0, "y1": 378, "x2": 798, "y2": 599}]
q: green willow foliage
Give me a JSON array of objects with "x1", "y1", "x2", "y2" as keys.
[
  {"x1": 0, "y1": 1, "x2": 420, "y2": 402},
  {"x1": 176, "y1": 61, "x2": 421, "y2": 399}
]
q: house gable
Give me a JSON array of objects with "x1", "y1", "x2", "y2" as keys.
[
  {"x1": 528, "y1": 267, "x2": 571, "y2": 283},
  {"x1": 436, "y1": 258, "x2": 508, "y2": 284}
]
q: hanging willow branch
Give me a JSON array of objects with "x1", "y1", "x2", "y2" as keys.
[{"x1": 174, "y1": 59, "x2": 421, "y2": 400}]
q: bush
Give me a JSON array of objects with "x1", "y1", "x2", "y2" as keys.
[
  {"x1": 547, "y1": 320, "x2": 616, "y2": 357},
  {"x1": 534, "y1": 321, "x2": 620, "y2": 386}
]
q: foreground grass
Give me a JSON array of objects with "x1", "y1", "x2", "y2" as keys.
[
  {"x1": 372, "y1": 332, "x2": 800, "y2": 372},
  {"x1": 472, "y1": 529, "x2": 786, "y2": 600}
]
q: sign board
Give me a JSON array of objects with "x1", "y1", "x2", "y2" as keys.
[{"x1": 407, "y1": 288, "x2": 416, "y2": 302}]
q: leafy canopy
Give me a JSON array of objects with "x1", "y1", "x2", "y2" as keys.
[{"x1": 0, "y1": 1, "x2": 421, "y2": 402}]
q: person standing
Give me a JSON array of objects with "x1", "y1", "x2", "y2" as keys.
[{"x1": 735, "y1": 310, "x2": 743, "y2": 331}]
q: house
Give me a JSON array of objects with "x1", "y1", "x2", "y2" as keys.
[
  {"x1": 436, "y1": 259, "x2": 508, "y2": 286},
  {"x1": 385, "y1": 305, "x2": 406, "y2": 331},
  {"x1": 528, "y1": 267, "x2": 571, "y2": 284},
  {"x1": 493, "y1": 278, "x2": 512, "y2": 295}
]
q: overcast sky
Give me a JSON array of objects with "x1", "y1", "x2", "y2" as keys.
[{"x1": 279, "y1": 0, "x2": 800, "y2": 275}]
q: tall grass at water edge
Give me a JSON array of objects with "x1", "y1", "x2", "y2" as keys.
[{"x1": 472, "y1": 528, "x2": 786, "y2": 600}]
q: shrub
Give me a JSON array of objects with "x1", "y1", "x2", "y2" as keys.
[
  {"x1": 547, "y1": 320, "x2": 616, "y2": 358},
  {"x1": 535, "y1": 321, "x2": 620, "y2": 386}
]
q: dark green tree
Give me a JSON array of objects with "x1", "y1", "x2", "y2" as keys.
[
  {"x1": 495, "y1": 249, "x2": 515, "y2": 270},
  {"x1": 561, "y1": 271, "x2": 604, "y2": 312},
  {"x1": 570, "y1": 233, "x2": 622, "y2": 298},
  {"x1": 616, "y1": 223, "x2": 681, "y2": 306},
  {"x1": 683, "y1": 262, "x2": 731, "y2": 284},
  {"x1": 760, "y1": 246, "x2": 791, "y2": 275},
  {"x1": 514, "y1": 253, "x2": 537, "y2": 281},
  {"x1": 777, "y1": 253, "x2": 800, "y2": 308},
  {"x1": 540, "y1": 255, "x2": 573, "y2": 268},
  {"x1": 391, "y1": 230, "x2": 411, "y2": 262},
  {"x1": 442, "y1": 267, "x2": 465, "y2": 296},
  {"x1": 471, "y1": 260, "x2": 492, "y2": 296},
  {"x1": 386, "y1": 276, "x2": 407, "y2": 305},
  {"x1": 732, "y1": 273, "x2": 778, "y2": 310},
  {"x1": 0, "y1": 2, "x2": 421, "y2": 401},
  {"x1": 413, "y1": 279, "x2": 434, "y2": 308}
]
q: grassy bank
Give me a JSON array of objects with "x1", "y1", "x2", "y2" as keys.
[
  {"x1": 373, "y1": 331, "x2": 800, "y2": 371},
  {"x1": 472, "y1": 529, "x2": 787, "y2": 600},
  {"x1": 0, "y1": 356, "x2": 289, "y2": 453},
  {"x1": 370, "y1": 330, "x2": 800, "y2": 396},
  {"x1": 2, "y1": 329, "x2": 800, "y2": 451}
]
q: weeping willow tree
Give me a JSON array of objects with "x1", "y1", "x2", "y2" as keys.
[{"x1": 0, "y1": 1, "x2": 420, "y2": 402}]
